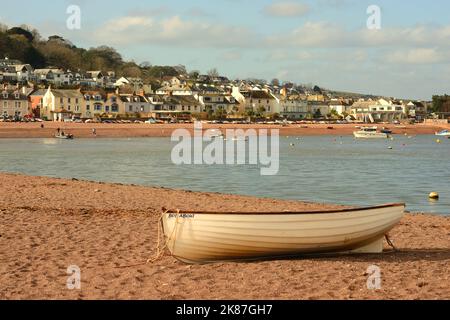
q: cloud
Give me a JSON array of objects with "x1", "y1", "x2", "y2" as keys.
[
  {"x1": 186, "y1": 7, "x2": 213, "y2": 17},
  {"x1": 267, "y1": 22, "x2": 450, "y2": 50},
  {"x1": 385, "y1": 48, "x2": 450, "y2": 64},
  {"x1": 94, "y1": 15, "x2": 257, "y2": 48},
  {"x1": 263, "y1": 1, "x2": 310, "y2": 17},
  {"x1": 221, "y1": 50, "x2": 242, "y2": 61}
]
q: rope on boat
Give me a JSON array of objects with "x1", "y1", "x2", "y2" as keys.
[
  {"x1": 114, "y1": 209, "x2": 178, "y2": 269},
  {"x1": 146, "y1": 209, "x2": 178, "y2": 264},
  {"x1": 385, "y1": 234, "x2": 398, "y2": 251}
]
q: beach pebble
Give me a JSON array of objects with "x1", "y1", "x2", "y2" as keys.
[{"x1": 417, "y1": 280, "x2": 428, "y2": 288}]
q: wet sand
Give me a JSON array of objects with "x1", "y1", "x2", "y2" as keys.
[
  {"x1": 0, "y1": 122, "x2": 447, "y2": 139},
  {"x1": 0, "y1": 173, "x2": 449, "y2": 300}
]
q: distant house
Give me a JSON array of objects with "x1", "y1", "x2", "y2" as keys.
[
  {"x1": 406, "y1": 101, "x2": 427, "y2": 120},
  {"x1": 308, "y1": 101, "x2": 330, "y2": 118},
  {"x1": 155, "y1": 84, "x2": 193, "y2": 96},
  {"x1": 42, "y1": 87, "x2": 85, "y2": 121},
  {"x1": 195, "y1": 87, "x2": 239, "y2": 115},
  {"x1": 279, "y1": 96, "x2": 308, "y2": 119},
  {"x1": 232, "y1": 87, "x2": 279, "y2": 115},
  {"x1": 29, "y1": 89, "x2": 47, "y2": 118},
  {"x1": 351, "y1": 99, "x2": 405, "y2": 123},
  {"x1": 82, "y1": 91, "x2": 107, "y2": 118},
  {"x1": 153, "y1": 95, "x2": 201, "y2": 119},
  {"x1": 115, "y1": 77, "x2": 144, "y2": 89},
  {"x1": 161, "y1": 76, "x2": 182, "y2": 87},
  {"x1": 13, "y1": 64, "x2": 34, "y2": 81},
  {"x1": 120, "y1": 94, "x2": 152, "y2": 114},
  {"x1": 86, "y1": 71, "x2": 105, "y2": 86},
  {"x1": 34, "y1": 68, "x2": 69, "y2": 85},
  {"x1": 0, "y1": 86, "x2": 31, "y2": 119},
  {"x1": 328, "y1": 99, "x2": 352, "y2": 116}
]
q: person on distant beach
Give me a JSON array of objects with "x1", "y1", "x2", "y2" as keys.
[
  {"x1": 57, "y1": 127, "x2": 61, "y2": 134},
  {"x1": 40, "y1": 123, "x2": 44, "y2": 129},
  {"x1": 92, "y1": 128, "x2": 97, "y2": 136}
]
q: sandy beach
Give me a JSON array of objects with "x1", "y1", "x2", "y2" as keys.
[
  {"x1": 0, "y1": 122, "x2": 448, "y2": 139},
  {"x1": 0, "y1": 173, "x2": 449, "y2": 300}
]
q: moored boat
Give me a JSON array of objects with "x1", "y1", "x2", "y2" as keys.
[
  {"x1": 354, "y1": 127, "x2": 389, "y2": 139},
  {"x1": 55, "y1": 133, "x2": 74, "y2": 140},
  {"x1": 435, "y1": 130, "x2": 450, "y2": 136},
  {"x1": 161, "y1": 203, "x2": 405, "y2": 264}
]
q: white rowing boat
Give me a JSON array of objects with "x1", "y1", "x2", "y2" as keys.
[
  {"x1": 353, "y1": 127, "x2": 389, "y2": 139},
  {"x1": 161, "y1": 203, "x2": 405, "y2": 264}
]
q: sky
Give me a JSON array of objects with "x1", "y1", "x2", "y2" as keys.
[{"x1": 1, "y1": 0, "x2": 450, "y2": 100}]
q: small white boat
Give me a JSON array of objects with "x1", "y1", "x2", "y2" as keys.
[
  {"x1": 435, "y1": 130, "x2": 450, "y2": 136},
  {"x1": 55, "y1": 133, "x2": 74, "y2": 140},
  {"x1": 161, "y1": 203, "x2": 405, "y2": 264},
  {"x1": 354, "y1": 127, "x2": 389, "y2": 139}
]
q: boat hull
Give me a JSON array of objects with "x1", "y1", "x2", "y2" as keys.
[
  {"x1": 161, "y1": 204, "x2": 405, "y2": 264},
  {"x1": 353, "y1": 131, "x2": 388, "y2": 139}
]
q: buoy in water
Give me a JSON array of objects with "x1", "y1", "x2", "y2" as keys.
[
  {"x1": 429, "y1": 192, "x2": 439, "y2": 200},
  {"x1": 388, "y1": 146, "x2": 393, "y2": 150},
  {"x1": 290, "y1": 143, "x2": 295, "y2": 147},
  {"x1": 436, "y1": 139, "x2": 441, "y2": 143}
]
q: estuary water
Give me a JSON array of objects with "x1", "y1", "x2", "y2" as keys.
[{"x1": 0, "y1": 135, "x2": 449, "y2": 215}]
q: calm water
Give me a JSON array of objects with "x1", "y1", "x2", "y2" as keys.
[{"x1": 0, "y1": 136, "x2": 449, "y2": 215}]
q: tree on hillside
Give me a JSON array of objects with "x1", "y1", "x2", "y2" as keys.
[
  {"x1": 189, "y1": 70, "x2": 200, "y2": 79},
  {"x1": 431, "y1": 95, "x2": 448, "y2": 113},
  {"x1": 139, "y1": 61, "x2": 152, "y2": 68},
  {"x1": 207, "y1": 68, "x2": 219, "y2": 78},
  {"x1": 7, "y1": 27, "x2": 34, "y2": 42},
  {"x1": 121, "y1": 64, "x2": 142, "y2": 78}
]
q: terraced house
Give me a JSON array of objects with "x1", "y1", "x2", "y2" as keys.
[
  {"x1": 120, "y1": 94, "x2": 152, "y2": 116},
  {"x1": 83, "y1": 91, "x2": 106, "y2": 119},
  {"x1": 232, "y1": 87, "x2": 279, "y2": 116},
  {"x1": 41, "y1": 87, "x2": 85, "y2": 121},
  {"x1": 0, "y1": 86, "x2": 31, "y2": 119},
  {"x1": 195, "y1": 86, "x2": 240, "y2": 115}
]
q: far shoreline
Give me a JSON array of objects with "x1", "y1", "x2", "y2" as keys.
[{"x1": 0, "y1": 122, "x2": 448, "y2": 139}]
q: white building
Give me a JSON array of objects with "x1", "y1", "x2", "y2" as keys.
[{"x1": 351, "y1": 99, "x2": 406, "y2": 122}]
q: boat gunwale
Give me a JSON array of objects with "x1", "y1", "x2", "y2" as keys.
[{"x1": 163, "y1": 203, "x2": 405, "y2": 216}]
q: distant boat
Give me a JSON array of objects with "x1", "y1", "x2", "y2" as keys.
[
  {"x1": 381, "y1": 127, "x2": 393, "y2": 134},
  {"x1": 435, "y1": 130, "x2": 450, "y2": 136},
  {"x1": 161, "y1": 203, "x2": 405, "y2": 264},
  {"x1": 354, "y1": 127, "x2": 389, "y2": 139},
  {"x1": 55, "y1": 133, "x2": 74, "y2": 140}
]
